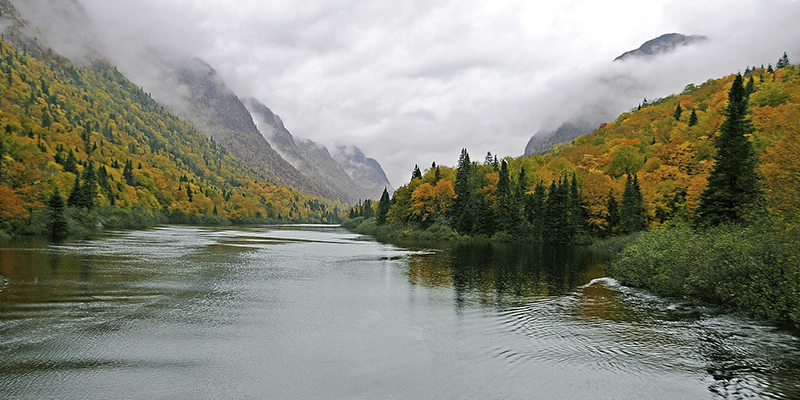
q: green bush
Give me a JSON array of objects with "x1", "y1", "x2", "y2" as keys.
[{"x1": 608, "y1": 222, "x2": 800, "y2": 327}]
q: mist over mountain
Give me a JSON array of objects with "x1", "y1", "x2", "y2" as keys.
[
  {"x1": 4, "y1": 0, "x2": 393, "y2": 203},
  {"x1": 523, "y1": 32, "x2": 710, "y2": 157},
  {"x1": 333, "y1": 146, "x2": 394, "y2": 200},
  {"x1": 246, "y1": 98, "x2": 390, "y2": 202},
  {"x1": 614, "y1": 33, "x2": 708, "y2": 62}
]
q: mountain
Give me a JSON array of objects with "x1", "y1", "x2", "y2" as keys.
[
  {"x1": 523, "y1": 120, "x2": 596, "y2": 157},
  {"x1": 333, "y1": 145, "x2": 394, "y2": 199},
  {"x1": 4, "y1": 0, "x2": 391, "y2": 205},
  {"x1": 245, "y1": 98, "x2": 388, "y2": 202},
  {"x1": 614, "y1": 33, "x2": 707, "y2": 62},
  {"x1": 0, "y1": 0, "x2": 342, "y2": 234},
  {"x1": 523, "y1": 33, "x2": 709, "y2": 157},
  {"x1": 139, "y1": 54, "x2": 339, "y2": 201}
]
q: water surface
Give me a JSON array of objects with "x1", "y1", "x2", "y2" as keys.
[{"x1": 1, "y1": 226, "x2": 798, "y2": 399}]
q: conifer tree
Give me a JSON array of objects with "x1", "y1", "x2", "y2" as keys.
[
  {"x1": 696, "y1": 74, "x2": 761, "y2": 226},
  {"x1": 63, "y1": 149, "x2": 77, "y2": 173},
  {"x1": 47, "y1": 190, "x2": 68, "y2": 240},
  {"x1": 411, "y1": 165, "x2": 422, "y2": 181},
  {"x1": 605, "y1": 191, "x2": 620, "y2": 236},
  {"x1": 674, "y1": 103, "x2": 682, "y2": 121},
  {"x1": 80, "y1": 161, "x2": 97, "y2": 209},
  {"x1": 453, "y1": 149, "x2": 475, "y2": 234},
  {"x1": 568, "y1": 173, "x2": 586, "y2": 236},
  {"x1": 776, "y1": 52, "x2": 790, "y2": 69},
  {"x1": 123, "y1": 159, "x2": 135, "y2": 186},
  {"x1": 376, "y1": 187, "x2": 390, "y2": 224},
  {"x1": 745, "y1": 76, "x2": 755, "y2": 97},
  {"x1": 620, "y1": 174, "x2": 647, "y2": 233},
  {"x1": 68, "y1": 175, "x2": 82, "y2": 207},
  {"x1": 688, "y1": 109, "x2": 698, "y2": 127}
]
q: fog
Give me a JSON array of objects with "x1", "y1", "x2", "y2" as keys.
[{"x1": 9, "y1": 0, "x2": 800, "y2": 187}]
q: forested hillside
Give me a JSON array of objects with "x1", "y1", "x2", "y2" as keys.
[
  {"x1": 0, "y1": 35, "x2": 341, "y2": 237},
  {"x1": 355, "y1": 58, "x2": 799, "y2": 243}
]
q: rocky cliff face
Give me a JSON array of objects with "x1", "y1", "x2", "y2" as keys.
[
  {"x1": 524, "y1": 121, "x2": 596, "y2": 157},
  {"x1": 245, "y1": 98, "x2": 388, "y2": 202},
  {"x1": 333, "y1": 146, "x2": 393, "y2": 199},
  {"x1": 614, "y1": 33, "x2": 707, "y2": 62},
  {"x1": 145, "y1": 56, "x2": 334, "y2": 200}
]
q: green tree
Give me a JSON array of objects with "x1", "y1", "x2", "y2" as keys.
[
  {"x1": 67, "y1": 175, "x2": 82, "y2": 207},
  {"x1": 696, "y1": 74, "x2": 762, "y2": 226},
  {"x1": 620, "y1": 174, "x2": 647, "y2": 234},
  {"x1": 123, "y1": 159, "x2": 135, "y2": 186},
  {"x1": 376, "y1": 187, "x2": 390, "y2": 224},
  {"x1": 63, "y1": 149, "x2": 78, "y2": 174},
  {"x1": 745, "y1": 75, "x2": 755, "y2": 97},
  {"x1": 47, "y1": 190, "x2": 68, "y2": 240},
  {"x1": 674, "y1": 103, "x2": 682, "y2": 121},
  {"x1": 776, "y1": 52, "x2": 790, "y2": 69},
  {"x1": 453, "y1": 149, "x2": 475, "y2": 234},
  {"x1": 80, "y1": 161, "x2": 97, "y2": 209},
  {"x1": 411, "y1": 165, "x2": 422, "y2": 181},
  {"x1": 688, "y1": 109, "x2": 698, "y2": 127},
  {"x1": 605, "y1": 191, "x2": 620, "y2": 236}
]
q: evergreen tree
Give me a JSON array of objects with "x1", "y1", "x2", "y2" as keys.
[
  {"x1": 497, "y1": 160, "x2": 523, "y2": 234},
  {"x1": 453, "y1": 149, "x2": 475, "y2": 234},
  {"x1": 605, "y1": 191, "x2": 620, "y2": 236},
  {"x1": 620, "y1": 174, "x2": 647, "y2": 233},
  {"x1": 67, "y1": 175, "x2": 82, "y2": 207},
  {"x1": 674, "y1": 103, "x2": 682, "y2": 121},
  {"x1": 776, "y1": 52, "x2": 790, "y2": 69},
  {"x1": 376, "y1": 187, "x2": 390, "y2": 224},
  {"x1": 543, "y1": 178, "x2": 572, "y2": 245},
  {"x1": 473, "y1": 193, "x2": 496, "y2": 237},
  {"x1": 568, "y1": 173, "x2": 586, "y2": 236},
  {"x1": 767, "y1": 63, "x2": 774, "y2": 73},
  {"x1": 47, "y1": 190, "x2": 68, "y2": 240},
  {"x1": 745, "y1": 75, "x2": 755, "y2": 97},
  {"x1": 123, "y1": 159, "x2": 135, "y2": 186},
  {"x1": 696, "y1": 73, "x2": 761, "y2": 226},
  {"x1": 63, "y1": 149, "x2": 78, "y2": 174},
  {"x1": 80, "y1": 161, "x2": 97, "y2": 209},
  {"x1": 688, "y1": 109, "x2": 698, "y2": 127},
  {"x1": 411, "y1": 165, "x2": 422, "y2": 181}
]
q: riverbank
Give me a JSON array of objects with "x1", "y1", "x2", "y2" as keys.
[
  {"x1": 608, "y1": 221, "x2": 800, "y2": 329},
  {"x1": 0, "y1": 205, "x2": 307, "y2": 242},
  {"x1": 343, "y1": 216, "x2": 800, "y2": 330}
]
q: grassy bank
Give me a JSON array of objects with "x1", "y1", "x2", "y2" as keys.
[{"x1": 608, "y1": 222, "x2": 800, "y2": 328}]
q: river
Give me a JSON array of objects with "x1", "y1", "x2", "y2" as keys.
[{"x1": 1, "y1": 225, "x2": 798, "y2": 399}]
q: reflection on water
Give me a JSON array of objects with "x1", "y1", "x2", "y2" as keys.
[{"x1": 1, "y1": 226, "x2": 799, "y2": 399}]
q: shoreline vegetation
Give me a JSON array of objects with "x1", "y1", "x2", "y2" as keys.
[{"x1": 342, "y1": 69, "x2": 800, "y2": 330}]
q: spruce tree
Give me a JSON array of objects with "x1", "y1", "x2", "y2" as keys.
[
  {"x1": 453, "y1": 149, "x2": 475, "y2": 234},
  {"x1": 745, "y1": 76, "x2": 755, "y2": 97},
  {"x1": 688, "y1": 109, "x2": 698, "y2": 127},
  {"x1": 696, "y1": 73, "x2": 761, "y2": 226},
  {"x1": 674, "y1": 103, "x2": 682, "y2": 121},
  {"x1": 123, "y1": 159, "x2": 135, "y2": 186},
  {"x1": 411, "y1": 165, "x2": 422, "y2": 181},
  {"x1": 68, "y1": 175, "x2": 82, "y2": 207},
  {"x1": 80, "y1": 161, "x2": 97, "y2": 209},
  {"x1": 605, "y1": 191, "x2": 620, "y2": 236},
  {"x1": 776, "y1": 52, "x2": 790, "y2": 69},
  {"x1": 47, "y1": 190, "x2": 68, "y2": 240},
  {"x1": 376, "y1": 187, "x2": 390, "y2": 224},
  {"x1": 620, "y1": 174, "x2": 646, "y2": 233}
]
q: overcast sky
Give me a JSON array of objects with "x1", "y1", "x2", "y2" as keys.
[{"x1": 42, "y1": 0, "x2": 800, "y2": 186}]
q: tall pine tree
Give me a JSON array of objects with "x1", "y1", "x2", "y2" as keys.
[
  {"x1": 696, "y1": 74, "x2": 761, "y2": 226},
  {"x1": 620, "y1": 174, "x2": 647, "y2": 233},
  {"x1": 376, "y1": 187, "x2": 391, "y2": 224},
  {"x1": 453, "y1": 149, "x2": 475, "y2": 234}
]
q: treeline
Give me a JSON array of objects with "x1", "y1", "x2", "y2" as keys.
[
  {"x1": 348, "y1": 54, "x2": 800, "y2": 245},
  {"x1": 0, "y1": 36, "x2": 343, "y2": 239}
]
